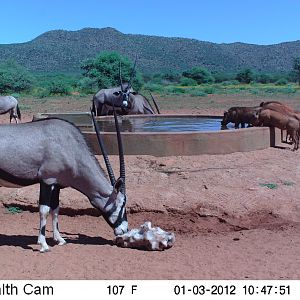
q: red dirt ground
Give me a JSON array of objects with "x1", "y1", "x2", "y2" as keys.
[{"x1": 0, "y1": 95, "x2": 299, "y2": 279}]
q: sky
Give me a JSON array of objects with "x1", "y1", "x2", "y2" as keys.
[{"x1": 0, "y1": 0, "x2": 299, "y2": 45}]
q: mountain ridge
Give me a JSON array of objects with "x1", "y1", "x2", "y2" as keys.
[{"x1": 0, "y1": 27, "x2": 299, "y2": 74}]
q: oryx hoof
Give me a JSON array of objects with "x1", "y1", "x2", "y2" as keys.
[
  {"x1": 57, "y1": 240, "x2": 67, "y2": 246},
  {"x1": 54, "y1": 237, "x2": 67, "y2": 246},
  {"x1": 39, "y1": 247, "x2": 50, "y2": 253}
]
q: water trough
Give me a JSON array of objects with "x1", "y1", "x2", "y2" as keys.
[{"x1": 33, "y1": 112, "x2": 280, "y2": 156}]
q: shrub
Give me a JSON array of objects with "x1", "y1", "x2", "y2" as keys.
[
  {"x1": 165, "y1": 86, "x2": 186, "y2": 94},
  {"x1": 81, "y1": 51, "x2": 143, "y2": 90},
  {"x1": 143, "y1": 83, "x2": 164, "y2": 93},
  {"x1": 0, "y1": 60, "x2": 34, "y2": 93},
  {"x1": 236, "y1": 68, "x2": 254, "y2": 84},
  {"x1": 32, "y1": 87, "x2": 51, "y2": 98},
  {"x1": 182, "y1": 66, "x2": 214, "y2": 84},
  {"x1": 220, "y1": 80, "x2": 240, "y2": 86},
  {"x1": 77, "y1": 77, "x2": 98, "y2": 94},
  {"x1": 202, "y1": 86, "x2": 216, "y2": 94},
  {"x1": 275, "y1": 78, "x2": 288, "y2": 85},
  {"x1": 256, "y1": 73, "x2": 272, "y2": 84},
  {"x1": 48, "y1": 80, "x2": 71, "y2": 95},
  {"x1": 180, "y1": 77, "x2": 198, "y2": 86},
  {"x1": 293, "y1": 56, "x2": 300, "y2": 85},
  {"x1": 188, "y1": 89, "x2": 207, "y2": 97}
]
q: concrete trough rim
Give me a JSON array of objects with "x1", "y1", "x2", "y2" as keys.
[
  {"x1": 33, "y1": 112, "x2": 278, "y2": 156},
  {"x1": 82, "y1": 125, "x2": 266, "y2": 136}
]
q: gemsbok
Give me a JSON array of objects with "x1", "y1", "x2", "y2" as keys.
[
  {"x1": 0, "y1": 96, "x2": 21, "y2": 123},
  {"x1": 92, "y1": 60, "x2": 160, "y2": 116},
  {"x1": 0, "y1": 108, "x2": 128, "y2": 252}
]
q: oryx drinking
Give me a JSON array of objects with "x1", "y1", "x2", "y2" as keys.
[
  {"x1": 92, "y1": 60, "x2": 160, "y2": 116},
  {"x1": 0, "y1": 110, "x2": 128, "y2": 252},
  {"x1": 0, "y1": 96, "x2": 21, "y2": 123}
]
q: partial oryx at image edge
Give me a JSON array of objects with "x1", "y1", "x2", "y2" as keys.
[
  {"x1": 0, "y1": 96, "x2": 21, "y2": 123},
  {"x1": 92, "y1": 59, "x2": 160, "y2": 116},
  {"x1": 0, "y1": 109, "x2": 128, "y2": 252}
]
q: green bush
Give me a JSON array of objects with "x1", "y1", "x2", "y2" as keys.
[
  {"x1": 180, "y1": 77, "x2": 198, "y2": 86},
  {"x1": 202, "y1": 86, "x2": 216, "y2": 94},
  {"x1": 236, "y1": 68, "x2": 254, "y2": 84},
  {"x1": 281, "y1": 86, "x2": 297, "y2": 94},
  {"x1": 256, "y1": 73, "x2": 272, "y2": 84},
  {"x1": 47, "y1": 80, "x2": 71, "y2": 95},
  {"x1": 213, "y1": 72, "x2": 235, "y2": 83},
  {"x1": 165, "y1": 86, "x2": 186, "y2": 94},
  {"x1": 220, "y1": 80, "x2": 240, "y2": 86},
  {"x1": 77, "y1": 77, "x2": 98, "y2": 94},
  {"x1": 143, "y1": 83, "x2": 164, "y2": 93},
  {"x1": 188, "y1": 89, "x2": 207, "y2": 97},
  {"x1": 0, "y1": 60, "x2": 34, "y2": 93},
  {"x1": 81, "y1": 51, "x2": 143, "y2": 90},
  {"x1": 293, "y1": 56, "x2": 300, "y2": 85},
  {"x1": 32, "y1": 87, "x2": 51, "y2": 98},
  {"x1": 182, "y1": 67, "x2": 214, "y2": 84},
  {"x1": 275, "y1": 78, "x2": 288, "y2": 85}
]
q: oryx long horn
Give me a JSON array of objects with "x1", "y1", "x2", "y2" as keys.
[
  {"x1": 119, "y1": 61, "x2": 124, "y2": 92},
  {"x1": 149, "y1": 92, "x2": 161, "y2": 114},
  {"x1": 112, "y1": 105, "x2": 126, "y2": 194},
  {"x1": 90, "y1": 108, "x2": 116, "y2": 185},
  {"x1": 127, "y1": 55, "x2": 138, "y2": 90}
]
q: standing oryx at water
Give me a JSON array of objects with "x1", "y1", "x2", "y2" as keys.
[
  {"x1": 0, "y1": 96, "x2": 21, "y2": 123},
  {"x1": 0, "y1": 109, "x2": 128, "y2": 252},
  {"x1": 92, "y1": 60, "x2": 160, "y2": 116}
]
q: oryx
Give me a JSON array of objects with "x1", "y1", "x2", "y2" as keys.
[
  {"x1": 92, "y1": 60, "x2": 160, "y2": 116},
  {"x1": 0, "y1": 109, "x2": 128, "y2": 252},
  {"x1": 0, "y1": 96, "x2": 21, "y2": 123}
]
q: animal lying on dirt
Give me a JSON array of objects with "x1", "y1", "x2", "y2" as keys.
[
  {"x1": 92, "y1": 61, "x2": 159, "y2": 116},
  {"x1": 254, "y1": 109, "x2": 300, "y2": 151},
  {"x1": 0, "y1": 112, "x2": 128, "y2": 252},
  {"x1": 221, "y1": 106, "x2": 260, "y2": 129},
  {"x1": 0, "y1": 96, "x2": 21, "y2": 123}
]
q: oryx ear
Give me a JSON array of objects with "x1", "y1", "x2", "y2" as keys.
[
  {"x1": 113, "y1": 91, "x2": 121, "y2": 96},
  {"x1": 113, "y1": 177, "x2": 124, "y2": 193},
  {"x1": 131, "y1": 91, "x2": 138, "y2": 95}
]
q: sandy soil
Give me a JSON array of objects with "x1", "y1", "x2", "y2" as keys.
[{"x1": 0, "y1": 94, "x2": 299, "y2": 279}]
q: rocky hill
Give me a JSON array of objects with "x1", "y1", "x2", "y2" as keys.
[{"x1": 0, "y1": 27, "x2": 299, "y2": 74}]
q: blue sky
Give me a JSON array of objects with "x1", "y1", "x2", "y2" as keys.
[{"x1": 0, "y1": 0, "x2": 299, "y2": 45}]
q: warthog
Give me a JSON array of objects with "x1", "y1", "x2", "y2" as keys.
[
  {"x1": 260, "y1": 101, "x2": 300, "y2": 142},
  {"x1": 255, "y1": 109, "x2": 300, "y2": 151},
  {"x1": 221, "y1": 106, "x2": 260, "y2": 129},
  {"x1": 260, "y1": 101, "x2": 298, "y2": 116}
]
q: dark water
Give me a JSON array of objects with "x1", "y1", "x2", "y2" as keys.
[{"x1": 96, "y1": 116, "x2": 225, "y2": 132}]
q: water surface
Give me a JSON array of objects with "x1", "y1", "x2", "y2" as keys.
[{"x1": 96, "y1": 116, "x2": 225, "y2": 132}]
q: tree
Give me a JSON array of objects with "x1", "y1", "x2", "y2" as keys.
[
  {"x1": 81, "y1": 51, "x2": 143, "y2": 90},
  {"x1": 256, "y1": 73, "x2": 272, "y2": 84},
  {"x1": 293, "y1": 57, "x2": 300, "y2": 85},
  {"x1": 235, "y1": 68, "x2": 254, "y2": 84},
  {"x1": 0, "y1": 60, "x2": 34, "y2": 93},
  {"x1": 182, "y1": 67, "x2": 214, "y2": 84}
]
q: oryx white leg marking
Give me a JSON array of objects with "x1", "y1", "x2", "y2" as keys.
[
  {"x1": 51, "y1": 206, "x2": 66, "y2": 246},
  {"x1": 38, "y1": 205, "x2": 50, "y2": 253}
]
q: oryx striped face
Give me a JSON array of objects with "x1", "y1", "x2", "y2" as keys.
[
  {"x1": 104, "y1": 192, "x2": 128, "y2": 236},
  {"x1": 121, "y1": 91, "x2": 131, "y2": 109}
]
